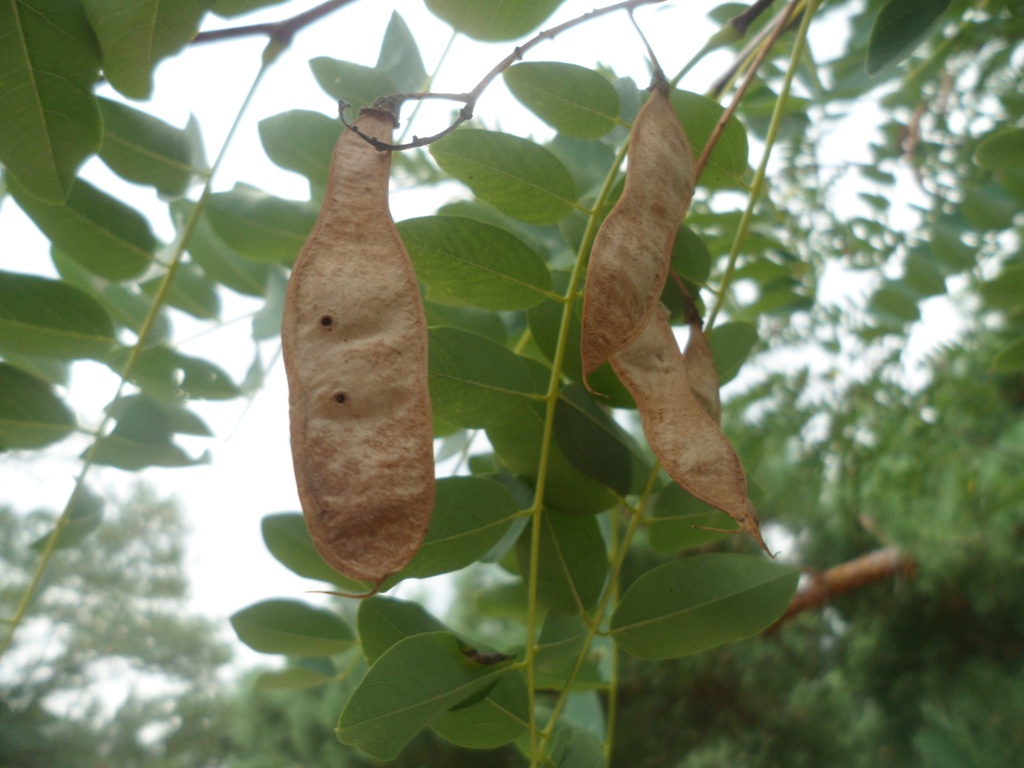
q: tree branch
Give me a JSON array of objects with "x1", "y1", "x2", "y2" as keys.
[
  {"x1": 191, "y1": 0, "x2": 359, "y2": 48},
  {"x1": 766, "y1": 546, "x2": 917, "y2": 632}
]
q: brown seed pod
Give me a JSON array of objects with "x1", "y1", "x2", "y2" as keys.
[
  {"x1": 610, "y1": 305, "x2": 768, "y2": 554},
  {"x1": 679, "y1": 287, "x2": 721, "y2": 425},
  {"x1": 281, "y1": 102, "x2": 434, "y2": 588},
  {"x1": 580, "y1": 78, "x2": 695, "y2": 384}
]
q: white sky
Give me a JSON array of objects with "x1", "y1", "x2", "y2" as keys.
[{"x1": 1, "y1": 0, "x2": 958, "y2": 675}]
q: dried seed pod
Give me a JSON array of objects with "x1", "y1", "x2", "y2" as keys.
[
  {"x1": 680, "y1": 289, "x2": 721, "y2": 425},
  {"x1": 610, "y1": 305, "x2": 768, "y2": 553},
  {"x1": 580, "y1": 78, "x2": 695, "y2": 383},
  {"x1": 281, "y1": 102, "x2": 434, "y2": 588}
]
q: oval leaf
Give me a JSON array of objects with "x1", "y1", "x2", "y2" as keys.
[
  {"x1": 389, "y1": 476, "x2": 519, "y2": 582},
  {"x1": 10, "y1": 178, "x2": 156, "y2": 279},
  {"x1": 649, "y1": 483, "x2": 738, "y2": 553},
  {"x1": 505, "y1": 62, "x2": 619, "y2": 139},
  {"x1": 425, "y1": 0, "x2": 564, "y2": 40},
  {"x1": 707, "y1": 321, "x2": 759, "y2": 385},
  {"x1": 337, "y1": 631, "x2": 512, "y2": 760},
  {"x1": 261, "y1": 513, "x2": 366, "y2": 592},
  {"x1": 398, "y1": 215, "x2": 552, "y2": 309},
  {"x1": 516, "y1": 510, "x2": 607, "y2": 614},
  {"x1": 431, "y1": 129, "x2": 577, "y2": 225},
  {"x1": 358, "y1": 596, "x2": 450, "y2": 665},
  {"x1": 866, "y1": 0, "x2": 952, "y2": 75},
  {"x1": 259, "y1": 109, "x2": 342, "y2": 191},
  {"x1": 0, "y1": 270, "x2": 117, "y2": 360},
  {"x1": 0, "y1": 0, "x2": 101, "y2": 203},
  {"x1": 671, "y1": 90, "x2": 749, "y2": 188},
  {"x1": 230, "y1": 599, "x2": 354, "y2": 656},
  {"x1": 0, "y1": 363, "x2": 76, "y2": 450},
  {"x1": 610, "y1": 554, "x2": 799, "y2": 660},
  {"x1": 204, "y1": 183, "x2": 318, "y2": 264}
]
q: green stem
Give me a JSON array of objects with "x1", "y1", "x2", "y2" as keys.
[
  {"x1": 0, "y1": 51, "x2": 275, "y2": 661},
  {"x1": 537, "y1": 464, "x2": 661, "y2": 760},
  {"x1": 706, "y1": 0, "x2": 822, "y2": 329},
  {"x1": 526, "y1": 129, "x2": 632, "y2": 768}
]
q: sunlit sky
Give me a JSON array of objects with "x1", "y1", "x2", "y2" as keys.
[{"x1": 1, "y1": 0, "x2": 958, "y2": 676}]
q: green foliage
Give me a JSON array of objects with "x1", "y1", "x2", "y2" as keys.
[{"x1": 2, "y1": 0, "x2": 1023, "y2": 766}]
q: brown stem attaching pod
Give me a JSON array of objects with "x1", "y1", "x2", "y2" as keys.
[
  {"x1": 580, "y1": 73, "x2": 696, "y2": 387},
  {"x1": 610, "y1": 305, "x2": 769, "y2": 554},
  {"x1": 281, "y1": 100, "x2": 435, "y2": 588}
]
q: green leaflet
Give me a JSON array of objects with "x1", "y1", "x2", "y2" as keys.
[
  {"x1": 0, "y1": 0, "x2": 101, "y2": 203},
  {"x1": 610, "y1": 554, "x2": 799, "y2": 659},
  {"x1": 505, "y1": 62, "x2": 619, "y2": 139},
  {"x1": 230, "y1": 599, "x2": 354, "y2": 656},
  {"x1": 431, "y1": 129, "x2": 578, "y2": 225}
]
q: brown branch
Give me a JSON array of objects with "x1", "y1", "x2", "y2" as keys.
[
  {"x1": 192, "y1": 0, "x2": 359, "y2": 48},
  {"x1": 694, "y1": 0, "x2": 800, "y2": 182},
  {"x1": 766, "y1": 546, "x2": 917, "y2": 632},
  {"x1": 710, "y1": 0, "x2": 805, "y2": 97},
  {"x1": 341, "y1": 0, "x2": 667, "y2": 152}
]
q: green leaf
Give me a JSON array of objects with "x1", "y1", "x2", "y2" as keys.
[
  {"x1": 97, "y1": 98, "x2": 203, "y2": 197},
  {"x1": 0, "y1": 363, "x2": 76, "y2": 450},
  {"x1": 979, "y1": 264, "x2": 1024, "y2": 311},
  {"x1": 51, "y1": 248, "x2": 172, "y2": 343},
  {"x1": 0, "y1": 0, "x2": 101, "y2": 203},
  {"x1": 975, "y1": 127, "x2": 1024, "y2": 171},
  {"x1": 141, "y1": 261, "x2": 221, "y2": 320},
  {"x1": 258, "y1": 109, "x2": 341, "y2": 192},
  {"x1": 430, "y1": 129, "x2": 578, "y2": 225},
  {"x1": 535, "y1": 613, "x2": 604, "y2": 690},
  {"x1": 610, "y1": 554, "x2": 799, "y2": 659},
  {"x1": 83, "y1": 0, "x2": 204, "y2": 99},
  {"x1": 337, "y1": 631, "x2": 512, "y2": 760},
  {"x1": 174, "y1": 200, "x2": 275, "y2": 297},
  {"x1": 105, "y1": 394, "x2": 212, "y2": 436},
  {"x1": 866, "y1": 0, "x2": 952, "y2": 75},
  {"x1": 432, "y1": 671, "x2": 529, "y2": 749},
  {"x1": 110, "y1": 346, "x2": 240, "y2": 401},
  {"x1": 528, "y1": 290, "x2": 634, "y2": 408},
  {"x1": 376, "y1": 12, "x2": 427, "y2": 93},
  {"x1": 708, "y1": 321, "x2": 759, "y2": 385},
  {"x1": 204, "y1": 183, "x2": 317, "y2": 264},
  {"x1": 261, "y1": 512, "x2": 368, "y2": 592},
  {"x1": 9, "y1": 178, "x2": 156, "y2": 279},
  {"x1": 0, "y1": 270, "x2": 117, "y2": 360},
  {"x1": 516, "y1": 510, "x2": 607, "y2": 614},
  {"x1": 930, "y1": 218, "x2": 976, "y2": 270},
  {"x1": 553, "y1": 385, "x2": 634, "y2": 496},
  {"x1": 992, "y1": 337, "x2": 1024, "y2": 372},
  {"x1": 255, "y1": 666, "x2": 335, "y2": 690},
  {"x1": 310, "y1": 58, "x2": 396, "y2": 114},
  {"x1": 488, "y1": 401, "x2": 617, "y2": 514},
  {"x1": 548, "y1": 721, "x2": 607, "y2": 768},
  {"x1": 671, "y1": 226, "x2": 713, "y2": 285},
  {"x1": 428, "y1": 327, "x2": 546, "y2": 429},
  {"x1": 425, "y1": 0, "x2": 563, "y2": 40},
  {"x1": 387, "y1": 476, "x2": 519, "y2": 583},
  {"x1": 505, "y1": 62, "x2": 619, "y2": 139},
  {"x1": 358, "y1": 596, "x2": 451, "y2": 665},
  {"x1": 649, "y1": 483, "x2": 738, "y2": 553},
  {"x1": 30, "y1": 487, "x2": 104, "y2": 551},
  {"x1": 210, "y1": 0, "x2": 285, "y2": 17},
  {"x1": 670, "y1": 90, "x2": 749, "y2": 188},
  {"x1": 90, "y1": 395, "x2": 206, "y2": 470},
  {"x1": 398, "y1": 215, "x2": 552, "y2": 309},
  {"x1": 903, "y1": 250, "x2": 947, "y2": 298},
  {"x1": 230, "y1": 599, "x2": 354, "y2": 656},
  {"x1": 960, "y1": 182, "x2": 1018, "y2": 231},
  {"x1": 869, "y1": 284, "x2": 921, "y2": 324}
]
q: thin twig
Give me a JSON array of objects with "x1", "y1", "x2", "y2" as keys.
[
  {"x1": 694, "y1": 0, "x2": 801, "y2": 182},
  {"x1": 766, "y1": 546, "x2": 916, "y2": 632},
  {"x1": 341, "y1": 0, "x2": 666, "y2": 152},
  {"x1": 191, "y1": 0, "x2": 359, "y2": 47}
]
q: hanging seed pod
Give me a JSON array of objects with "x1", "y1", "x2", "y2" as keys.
[
  {"x1": 611, "y1": 305, "x2": 768, "y2": 553},
  {"x1": 580, "y1": 74, "x2": 695, "y2": 385},
  {"x1": 281, "y1": 99, "x2": 434, "y2": 588}
]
